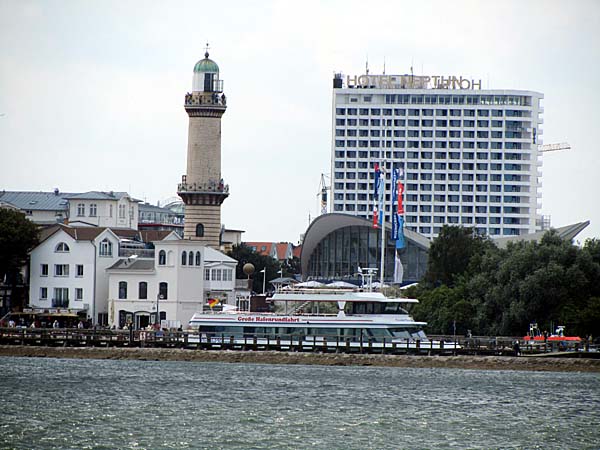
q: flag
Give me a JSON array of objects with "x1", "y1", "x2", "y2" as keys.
[
  {"x1": 393, "y1": 250, "x2": 404, "y2": 284},
  {"x1": 397, "y1": 181, "x2": 405, "y2": 215},
  {"x1": 373, "y1": 163, "x2": 382, "y2": 228},
  {"x1": 377, "y1": 164, "x2": 385, "y2": 227},
  {"x1": 208, "y1": 298, "x2": 220, "y2": 309},
  {"x1": 396, "y1": 216, "x2": 406, "y2": 249},
  {"x1": 373, "y1": 206, "x2": 379, "y2": 228}
]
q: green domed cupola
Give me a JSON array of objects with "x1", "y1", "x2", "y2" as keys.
[
  {"x1": 193, "y1": 51, "x2": 220, "y2": 74},
  {"x1": 191, "y1": 48, "x2": 223, "y2": 93}
]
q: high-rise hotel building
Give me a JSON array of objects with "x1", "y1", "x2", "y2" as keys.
[{"x1": 330, "y1": 72, "x2": 544, "y2": 238}]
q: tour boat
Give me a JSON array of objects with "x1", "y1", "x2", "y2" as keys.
[
  {"x1": 188, "y1": 287, "x2": 456, "y2": 351},
  {"x1": 522, "y1": 322, "x2": 582, "y2": 345}
]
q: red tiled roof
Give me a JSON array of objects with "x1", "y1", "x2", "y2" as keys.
[{"x1": 244, "y1": 242, "x2": 274, "y2": 256}]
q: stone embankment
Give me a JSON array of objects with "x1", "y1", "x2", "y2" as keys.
[{"x1": 1, "y1": 345, "x2": 599, "y2": 372}]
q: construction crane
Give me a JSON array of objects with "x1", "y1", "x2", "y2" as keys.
[
  {"x1": 538, "y1": 142, "x2": 571, "y2": 153},
  {"x1": 317, "y1": 174, "x2": 330, "y2": 215}
]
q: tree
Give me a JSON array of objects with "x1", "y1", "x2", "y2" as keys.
[
  {"x1": 424, "y1": 225, "x2": 494, "y2": 287},
  {"x1": 0, "y1": 209, "x2": 39, "y2": 312},
  {"x1": 0, "y1": 209, "x2": 39, "y2": 281},
  {"x1": 227, "y1": 244, "x2": 281, "y2": 294}
]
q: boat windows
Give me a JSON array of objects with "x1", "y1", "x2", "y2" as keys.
[{"x1": 348, "y1": 302, "x2": 408, "y2": 315}]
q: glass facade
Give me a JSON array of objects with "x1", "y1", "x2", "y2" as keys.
[{"x1": 305, "y1": 225, "x2": 427, "y2": 283}]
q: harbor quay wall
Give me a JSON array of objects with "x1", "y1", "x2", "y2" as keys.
[{"x1": 1, "y1": 346, "x2": 599, "y2": 373}]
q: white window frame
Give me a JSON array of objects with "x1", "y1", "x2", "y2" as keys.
[
  {"x1": 89, "y1": 203, "x2": 97, "y2": 217},
  {"x1": 41, "y1": 264, "x2": 48, "y2": 277},
  {"x1": 77, "y1": 203, "x2": 85, "y2": 216},
  {"x1": 54, "y1": 264, "x2": 69, "y2": 277},
  {"x1": 99, "y1": 239, "x2": 113, "y2": 257},
  {"x1": 40, "y1": 287, "x2": 47, "y2": 300},
  {"x1": 76, "y1": 265, "x2": 84, "y2": 277},
  {"x1": 75, "y1": 288, "x2": 83, "y2": 301}
]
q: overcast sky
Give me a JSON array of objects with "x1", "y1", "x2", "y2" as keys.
[{"x1": 1, "y1": 0, "x2": 599, "y2": 244}]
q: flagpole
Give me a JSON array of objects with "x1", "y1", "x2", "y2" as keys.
[{"x1": 380, "y1": 161, "x2": 385, "y2": 286}]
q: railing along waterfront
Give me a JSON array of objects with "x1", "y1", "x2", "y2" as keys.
[{"x1": 0, "y1": 328, "x2": 596, "y2": 356}]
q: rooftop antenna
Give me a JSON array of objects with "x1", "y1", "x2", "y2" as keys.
[
  {"x1": 204, "y1": 42, "x2": 210, "y2": 58},
  {"x1": 383, "y1": 56, "x2": 386, "y2": 75},
  {"x1": 365, "y1": 54, "x2": 369, "y2": 75}
]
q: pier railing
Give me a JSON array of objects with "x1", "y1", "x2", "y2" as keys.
[{"x1": 0, "y1": 328, "x2": 595, "y2": 357}]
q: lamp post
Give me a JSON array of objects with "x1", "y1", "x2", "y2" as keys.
[
  {"x1": 156, "y1": 293, "x2": 164, "y2": 329},
  {"x1": 261, "y1": 268, "x2": 266, "y2": 295}
]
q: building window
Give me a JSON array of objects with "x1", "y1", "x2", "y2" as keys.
[
  {"x1": 54, "y1": 264, "x2": 69, "y2": 277},
  {"x1": 196, "y1": 223, "x2": 204, "y2": 237},
  {"x1": 109, "y1": 204, "x2": 113, "y2": 217},
  {"x1": 41, "y1": 264, "x2": 48, "y2": 277},
  {"x1": 212, "y1": 269, "x2": 222, "y2": 281},
  {"x1": 55, "y1": 242, "x2": 70, "y2": 253},
  {"x1": 99, "y1": 239, "x2": 113, "y2": 257},
  {"x1": 188, "y1": 251, "x2": 194, "y2": 266},
  {"x1": 118, "y1": 281, "x2": 127, "y2": 299},
  {"x1": 205, "y1": 269, "x2": 210, "y2": 281},
  {"x1": 195, "y1": 251, "x2": 201, "y2": 266},
  {"x1": 77, "y1": 203, "x2": 85, "y2": 216},
  {"x1": 159, "y1": 282, "x2": 168, "y2": 300},
  {"x1": 223, "y1": 269, "x2": 232, "y2": 282},
  {"x1": 76, "y1": 265, "x2": 84, "y2": 277},
  {"x1": 181, "y1": 251, "x2": 187, "y2": 265},
  {"x1": 40, "y1": 287, "x2": 47, "y2": 300},
  {"x1": 119, "y1": 204, "x2": 126, "y2": 219},
  {"x1": 139, "y1": 282, "x2": 147, "y2": 300},
  {"x1": 89, "y1": 204, "x2": 97, "y2": 217},
  {"x1": 53, "y1": 288, "x2": 69, "y2": 307},
  {"x1": 158, "y1": 250, "x2": 166, "y2": 266},
  {"x1": 75, "y1": 288, "x2": 83, "y2": 301}
]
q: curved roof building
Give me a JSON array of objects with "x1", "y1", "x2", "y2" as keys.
[{"x1": 300, "y1": 213, "x2": 430, "y2": 284}]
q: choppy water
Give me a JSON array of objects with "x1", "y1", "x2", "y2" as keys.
[{"x1": 0, "y1": 357, "x2": 598, "y2": 449}]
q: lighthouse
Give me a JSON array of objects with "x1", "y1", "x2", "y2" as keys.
[{"x1": 177, "y1": 48, "x2": 228, "y2": 247}]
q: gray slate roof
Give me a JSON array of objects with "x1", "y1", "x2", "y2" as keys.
[
  {"x1": 0, "y1": 191, "x2": 72, "y2": 211},
  {"x1": 64, "y1": 191, "x2": 141, "y2": 202}
]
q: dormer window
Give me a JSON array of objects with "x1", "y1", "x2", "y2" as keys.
[
  {"x1": 55, "y1": 242, "x2": 70, "y2": 253},
  {"x1": 99, "y1": 239, "x2": 112, "y2": 257}
]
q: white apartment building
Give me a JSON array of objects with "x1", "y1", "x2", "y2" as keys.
[
  {"x1": 106, "y1": 241, "x2": 236, "y2": 329},
  {"x1": 65, "y1": 191, "x2": 140, "y2": 229},
  {"x1": 331, "y1": 72, "x2": 544, "y2": 238}
]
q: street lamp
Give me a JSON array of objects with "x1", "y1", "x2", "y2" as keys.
[
  {"x1": 156, "y1": 293, "x2": 164, "y2": 329},
  {"x1": 261, "y1": 268, "x2": 266, "y2": 295}
]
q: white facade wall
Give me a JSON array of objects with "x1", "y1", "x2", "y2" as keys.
[
  {"x1": 106, "y1": 241, "x2": 235, "y2": 329},
  {"x1": 68, "y1": 198, "x2": 138, "y2": 229},
  {"x1": 331, "y1": 81, "x2": 544, "y2": 239},
  {"x1": 29, "y1": 232, "x2": 95, "y2": 315},
  {"x1": 93, "y1": 230, "x2": 121, "y2": 323}
]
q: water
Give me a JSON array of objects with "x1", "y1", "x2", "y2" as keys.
[{"x1": 0, "y1": 357, "x2": 598, "y2": 449}]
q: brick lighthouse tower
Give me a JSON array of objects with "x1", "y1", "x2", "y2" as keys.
[{"x1": 177, "y1": 48, "x2": 228, "y2": 248}]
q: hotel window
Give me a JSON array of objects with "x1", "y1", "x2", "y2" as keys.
[
  {"x1": 89, "y1": 204, "x2": 97, "y2": 217},
  {"x1": 54, "y1": 264, "x2": 69, "y2": 277},
  {"x1": 99, "y1": 239, "x2": 113, "y2": 257},
  {"x1": 76, "y1": 265, "x2": 84, "y2": 277},
  {"x1": 118, "y1": 282, "x2": 127, "y2": 299},
  {"x1": 77, "y1": 203, "x2": 85, "y2": 216},
  {"x1": 41, "y1": 264, "x2": 48, "y2": 277},
  {"x1": 53, "y1": 288, "x2": 69, "y2": 303},
  {"x1": 40, "y1": 287, "x2": 47, "y2": 300},
  {"x1": 75, "y1": 288, "x2": 83, "y2": 301},
  {"x1": 212, "y1": 269, "x2": 222, "y2": 281},
  {"x1": 139, "y1": 282, "x2": 147, "y2": 300},
  {"x1": 55, "y1": 242, "x2": 70, "y2": 253}
]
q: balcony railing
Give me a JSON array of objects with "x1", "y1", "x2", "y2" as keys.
[
  {"x1": 178, "y1": 179, "x2": 229, "y2": 195},
  {"x1": 52, "y1": 299, "x2": 69, "y2": 308},
  {"x1": 119, "y1": 248, "x2": 155, "y2": 258}
]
